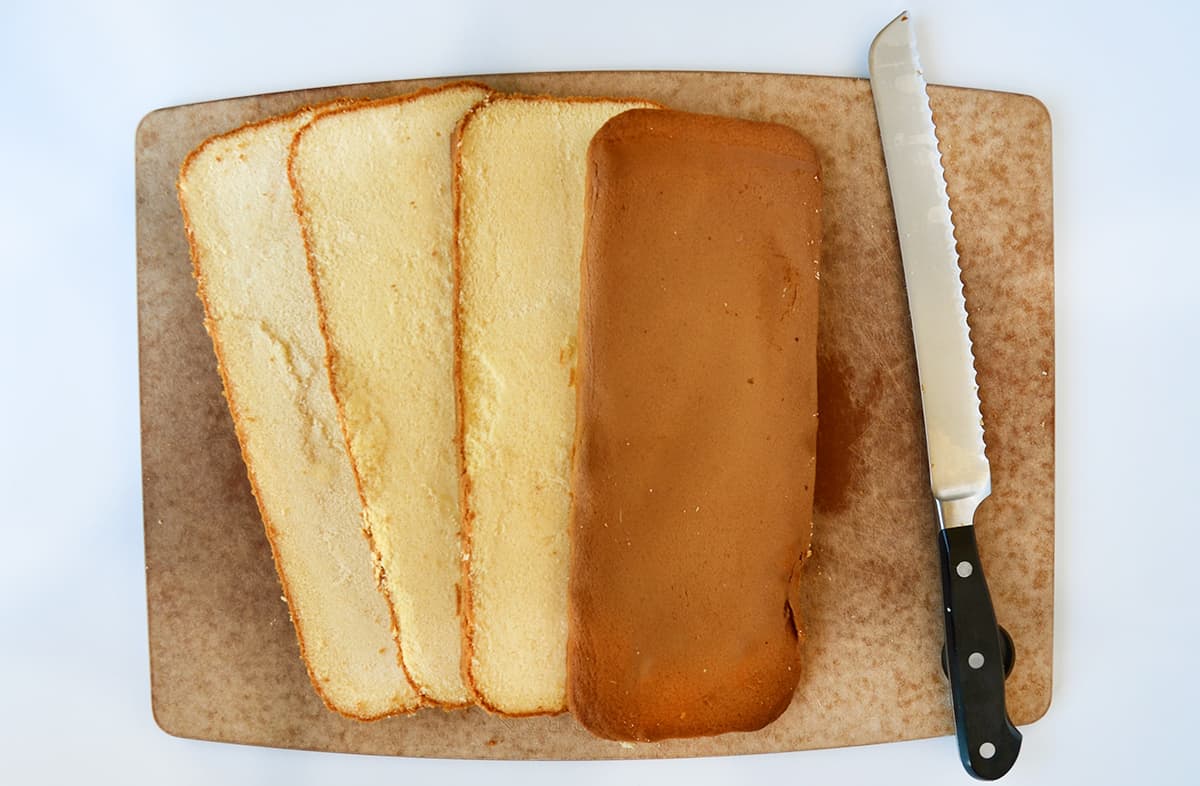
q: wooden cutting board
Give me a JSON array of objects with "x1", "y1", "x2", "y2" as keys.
[{"x1": 136, "y1": 71, "x2": 1054, "y2": 759}]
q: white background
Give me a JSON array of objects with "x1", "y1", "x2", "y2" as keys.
[{"x1": 2, "y1": 0, "x2": 1196, "y2": 783}]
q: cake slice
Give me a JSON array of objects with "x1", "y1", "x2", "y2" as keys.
[
  {"x1": 567, "y1": 109, "x2": 822, "y2": 741},
  {"x1": 289, "y1": 82, "x2": 490, "y2": 706},
  {"x1": 177, "y1": 104, "x2": 421, "y2": 719},
  {"x1": 453, "y1": 95, "x2": 659, "y2": 715}
]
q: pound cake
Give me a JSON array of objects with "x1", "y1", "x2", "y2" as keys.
[
  {"x1": 453, "y1": 95, "x2": 659, "y2": 715},
  {"x1": 289, "y1": 82, "x2": 490, "y2": 706},
  {"x1": 177, "y1": 104, "x2": 421, "y2": 719},
  {"x1": 567, "y1": 109, "x2": 822, "y2": 741}
]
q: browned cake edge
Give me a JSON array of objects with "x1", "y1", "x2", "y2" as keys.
[
  {"x1": 286, "y1": 81, "x2": 493, "y2": 710},
  {"x1": 177, "y1": 99, "x2": 421, "y2": 721}
]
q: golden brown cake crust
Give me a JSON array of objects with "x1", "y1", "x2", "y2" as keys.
[
  {"x1": 567, "y1": 108, "x2": 822, "y2": 741},
  {"x1": 450, "y1": 94, "x2": 663, "y2": 718},
  {"x1": 287, "y1": 81, "x2": 491, "y2": 710},
  {"x1": 449, "y1": 98, "x2": 486, "y2": 712},
  {"x1": 178, "y1": 99, "x2": 420, "y2": 721}
]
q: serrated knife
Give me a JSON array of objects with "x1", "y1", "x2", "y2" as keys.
[{"x1": 869, "y1": 12, "x2": 1022, "y2": 780}]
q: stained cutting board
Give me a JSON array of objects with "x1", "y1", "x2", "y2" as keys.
[{"x1": 136, "y1": 71, "x2": 1054, "y2": 759}]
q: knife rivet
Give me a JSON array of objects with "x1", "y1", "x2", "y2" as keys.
[
  {"x1": 968, "y1": 652, "x2": 985, "y2": 669},
  {"x1": 956, "y1": 561, "x2": 973, "y2": 578},
  {"x1": 979, "y1": 742, "x2": 996, "y2": 759}
]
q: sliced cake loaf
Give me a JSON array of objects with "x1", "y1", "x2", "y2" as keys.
[
  {"x1": 453, "y1": 95, "x2": 659, "y2": 715},
  {"x1": 567, "y1": 109, "x2": 822, "y2": 741},
  {"x1": 289, "y1": 82, "x2": 490, "y2": 706},
  {"x1": 178, "y1": 104, "x2": 421, "y2": 719}
]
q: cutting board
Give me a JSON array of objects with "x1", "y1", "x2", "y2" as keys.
[{"x1": 136, "y1": 71, "x2": 1054, "y2": 759}]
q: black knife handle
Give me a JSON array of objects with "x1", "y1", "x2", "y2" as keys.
[{"x1": 938, "y1": 525, "x2": 1022, "y2": 780}]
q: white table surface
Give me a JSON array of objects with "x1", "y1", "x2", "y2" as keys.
[{"x1": 3, "y1": 0, "x2": 1196, "y2": 783}]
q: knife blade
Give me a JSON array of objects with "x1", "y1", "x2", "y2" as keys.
[{"x1": 869, "y1": 11, "x2": 1022, "y2": 780}]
